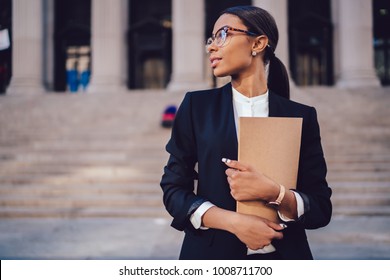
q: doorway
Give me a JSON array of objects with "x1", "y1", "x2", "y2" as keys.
[
  {"x1": 288, "y1": 0, "x2": 333, "y2": 86},
  {"x1": 0, "y1": 0, "x2": 12, "y2": 94},
  {"x1": 128, "y1": 0, "x2": 172, "y2": 89},
  {"x1": 374, "y1": 0, "x2": 390, "y2": 86},
  {"x1": 54, "y1": 0, "x2": 91, "y2": 92}
]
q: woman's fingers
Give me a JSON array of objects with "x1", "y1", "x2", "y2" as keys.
[
  {"x1": 233, "y1": 214, "x2": 285, "y2": 249},
  {"x1": 264, "y1": 219, "x2": 288, "y2": 232},
  {"x1": 222, "y1": 158, "x2": 251, "y2": 172}
]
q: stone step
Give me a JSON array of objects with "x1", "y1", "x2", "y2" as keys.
[
  {"x1": 328, "y1": 162, "x2": 390, "y2": 172},
  {"x1": 330, "y1": 181, "x2": 390, "y2": 193},
  {"x1": 326, "y1": 154, "x2": 390, "y2": 163},
  {"x1": 327, "y1": 171, "x2": 390, "y2": 182},
  {"x1": 326, "y1": 181, "x2": 390, "y2": 212},
  {"x1": 0, "y1": 182, "x2": 167, "y2": 218},
  {"x1": 0, "y1": 162, "x2": 167, "y2": 177},
  {"x1": 0, "y1": 151, "x2": 166, "y2": 163},
  {"x1": 331, "y1": 192, "x2": 390, "y2": 207},
  {"x1": 0, "y1": 136, "x2": 169, "y2": 150},
  {"x1": 0, "y1": 184, "x2": 162, "y2": 195},
  {"x1": 0, "y1": 206, "x2": 169, "y2": 219},
  {"x1": 0, "y1": 170, "x2": 163, "y2": 184},
  {"x1": 0, "y1": 193, "x2": 163, "y2": 208},
  {"x1": 0, "y1": 188, "x2": 166, "y2": 218},
  {"x1": 333, "y1": 205, "x2": 390, "y2": 217}
]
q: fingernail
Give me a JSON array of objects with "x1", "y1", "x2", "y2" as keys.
[
  {"x1": 222, "y1": 158, "x2": 231, "y2": 163},
  {"x1": 279, "y1": 223, "x2": 287, "y2": 229}
]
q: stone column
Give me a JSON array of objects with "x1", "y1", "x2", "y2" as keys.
[
  {"x1": 89, "y1": 0, "x2": 128, "y2": 93},
  {"x1": 43, "y1": 0, "x2": 55, "y2": 91},
  {"x1": 333, "y1": 0, "x2": 380, "y2": 87},
  {"x1": 168, "y1": 0, "x2": 209, "y2": 91},
  {"x1": 8, "y1": 0, "x2": 45, "y2": 94}
]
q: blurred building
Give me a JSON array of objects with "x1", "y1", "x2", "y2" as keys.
[{"x1": 1, "y1": 0, "x2": 389, "y2": 94}]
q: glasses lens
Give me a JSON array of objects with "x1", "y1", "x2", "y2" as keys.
[
  {"x1": 206, "y1": 27, "x2": 228, "y2": 50},
  {"x1": 215, "y1": 29, "x2": 227, "y2": 47}
]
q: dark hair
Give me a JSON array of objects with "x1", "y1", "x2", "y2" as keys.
[{"x1": 221, "y1": 6, "x2": 290, "y2": 99}]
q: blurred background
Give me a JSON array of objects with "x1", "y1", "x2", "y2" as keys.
[{"x1": 0, "y1": 0, "x2": 389, "y2": 259}]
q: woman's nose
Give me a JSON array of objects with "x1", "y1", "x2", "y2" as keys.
[{"x1": 206, "y1": 43, "x2": 217, "y2": 54}]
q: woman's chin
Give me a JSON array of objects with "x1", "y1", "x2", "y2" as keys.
[{"x1": 213, "y1": 70, "x2": 229, "y2": 78}]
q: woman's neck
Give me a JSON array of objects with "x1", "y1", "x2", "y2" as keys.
[
  {"x1": 230, "y1": 63, "x2": 268, "y2": 98},
  {"x1": 231, "y1": 76, "x2": 268, "y2": 98}
]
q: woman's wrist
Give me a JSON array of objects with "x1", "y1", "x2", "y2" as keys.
[
  {"x1": 226, "y1": 211, "x2": 241, "y2": 235},
  {"x1": 202, "y1": 206, "x2": 239, "y2": 233},
  {"x1": 278, "y1": 189, "x2": 298, "y2": 220},
  {"x1": 266, "y1": 184, "x2": 286, "y2": 207},
  {"x1": 265, "y1": 181, "x2": 281, "y2": 203}
]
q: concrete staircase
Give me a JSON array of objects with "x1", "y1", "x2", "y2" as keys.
[
  {"x1": 0, "y1": 90, "x2": 181, "y2": 219},
  {"x1": 0, "y1": 87, "x2": 390, "y2": 219},
  {"x1": 327, "y1": 155, "x2": 390, "y2": 216}
]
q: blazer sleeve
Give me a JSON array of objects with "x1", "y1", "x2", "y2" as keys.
[
  {"x1": 294, "y1": 106, "x2": 332, "y2": 229},
  {"x1": 160, "y1": 92, "x2": 206, "y2": 231}
]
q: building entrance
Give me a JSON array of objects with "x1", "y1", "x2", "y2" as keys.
[
  {"x1": 0, "y1": 0, "x2": 12, "y2": 94},
  {"x1": 53, "y1": 0, "x2": 91, "y2": 92},
  {"x1": 288, "y1": 0, "x2": 333, "y2": 86},
  {"x1": 128, "y1": 0, "x2": 171, "y2": 89},
  {"x1": 374, "y1": 0, "x2": 390, "y2": 86}
]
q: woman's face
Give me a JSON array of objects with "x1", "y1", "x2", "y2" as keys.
[{"x1": 207, "y1": 14, "x2": 257, "y2": 78}]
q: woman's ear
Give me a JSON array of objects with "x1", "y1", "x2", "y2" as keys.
[{"x1": 252, "y1": 35, "x2": 268, "y2": 55}]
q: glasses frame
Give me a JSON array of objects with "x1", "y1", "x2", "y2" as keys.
[{"x1": 206, "y1": 25, "x2": 259, "y2": 49}]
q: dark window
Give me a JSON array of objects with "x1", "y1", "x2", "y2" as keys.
[
  {"x1": 0, "y1": 0, "x2": 12, "y2": 93},
  {"x1": 374, "y1": 0, "x2": 390, "y2": 85},
  {"x1": 54, "y1": 0, "x2": 91, "y2": 92},
  {"x1": 128, "y1": 0, "x2": 172, "y2": 89},
  {"x1": 288, "y1": 0, "x2": 333, "y2": 86}
]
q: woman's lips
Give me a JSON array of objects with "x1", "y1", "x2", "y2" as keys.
[{"x1": 210, "y1": 57, "x2": 222, "y2": 68}]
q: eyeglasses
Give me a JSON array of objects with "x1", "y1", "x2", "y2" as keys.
[{"x1": 206, "y1": 25, "x2": 259, "y2": 50}]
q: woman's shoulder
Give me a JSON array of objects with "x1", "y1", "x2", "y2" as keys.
[
  {"x1": 269, "y1": 90, "x2": 316, "y2": 115},
  {"x1": 185, "y1": 83, "x2": 230, "y2": 100}
]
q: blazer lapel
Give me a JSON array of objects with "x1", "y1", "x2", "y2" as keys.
[
  {"x1": 220, "y1": 83, "x2": 238, "y2": 159},
  {"x1": 269, "y1": 91, "x2": 281, "y2": 117}
]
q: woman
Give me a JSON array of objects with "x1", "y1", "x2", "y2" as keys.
[{"x1": 160, "y1": 5, "x2": 332, "y2": 260}]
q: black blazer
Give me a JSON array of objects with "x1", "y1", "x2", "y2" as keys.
[{"x1": 160, "y1": 83, "x2": 332, "y2": 260}]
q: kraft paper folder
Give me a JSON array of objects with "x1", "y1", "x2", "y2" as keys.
[{"x1": 237, "y1": 117, "x2": 303, "y2": 222}]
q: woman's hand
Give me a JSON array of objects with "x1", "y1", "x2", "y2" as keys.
[
  {"x1": 202, "y1": 206, "x2": 285, "y2": 250},
  {"x1": 223, "y1": 158, "x2": 279, "y2": 202},
  {"x1": 223, "y1": 158, "x2": 298, "y2": 220},
  {"x1": 230, "y1": 212, "x2": 284, "y2": 250}
]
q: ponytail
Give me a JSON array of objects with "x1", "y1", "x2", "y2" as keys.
[{"x1": 268, "y1": 55, "x2": 290, "y2": 100}]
